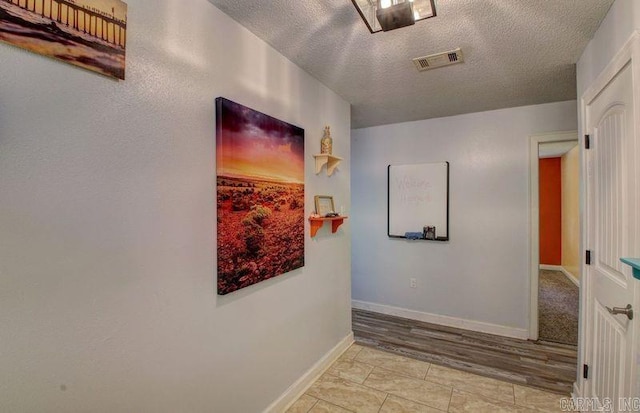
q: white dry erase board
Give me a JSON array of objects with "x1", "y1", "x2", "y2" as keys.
[{"x1": 388, "y1": 162, "x2": 449, "y2": 241}]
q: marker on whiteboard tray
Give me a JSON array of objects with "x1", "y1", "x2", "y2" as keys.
[{"x1": 424, "y1": 226, "x2": 436, "y2": 240}]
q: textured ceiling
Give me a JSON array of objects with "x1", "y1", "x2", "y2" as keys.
[{"x1": 208, "y1": 0, "x2": 613, "y2": 128}]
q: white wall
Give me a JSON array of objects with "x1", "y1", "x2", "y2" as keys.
[
  {"x1": 351, "y1": 101, "x2": 577, "y2": 332},
  {"x1": 0, "y1": 1, "x2": 351, "y2": 411},
  {"x1": 577, "y1": 0, "x2": 640, "y2": 98}
]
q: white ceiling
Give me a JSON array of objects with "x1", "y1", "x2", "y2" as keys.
[{"x1": 208, "y1": 0, "x2": 614, "y2": 129}]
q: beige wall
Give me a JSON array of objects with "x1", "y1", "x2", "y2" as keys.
[{"x1": 561, "y1": 144, "x2": 581, "y2": 278}]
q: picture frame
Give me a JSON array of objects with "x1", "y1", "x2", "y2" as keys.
[
  {"x1": 0, "y1": 0, "x2": 128, "y2": 80},
  {"x1": 388, "y1": 162, "x2": 449, "y2": 241},
  {"x1": 216, "y1": 97, "x2": 305, "y2": 295},
  {"x1": 315, "y1": 195, "x2": 335, "y2": 216}
]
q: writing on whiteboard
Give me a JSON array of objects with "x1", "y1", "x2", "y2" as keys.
[
  {"x1": 388, "y1": 162, "x2": 449, "y2": 239},
  {"x1": 395, "y1": 175, "x2": 432, "y2": 206}
]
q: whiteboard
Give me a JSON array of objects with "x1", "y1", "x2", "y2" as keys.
[{"x1": 388, "y1": 162, "x2": 449, "y2": 240}]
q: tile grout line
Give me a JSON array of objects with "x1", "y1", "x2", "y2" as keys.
[
  {"x1": 375, "y1": 393, "x2": 389, "y2": 413},
  {"x1": 318, "y1": 366, "x2": 389, "y2": 412},
  {"x1": 421, "y1": 364, "x2": 522, "y2": 405},
  {"x1": 358, "y1": 371, "x2": 454, "y2": 411},
  {"x1": 322, "y1": 399, "x2": 357, "y2": 413},
  {"x1": 391, "y1": 394, "x2": 450, "y2": 413},
  {"x1": 362, "y1": 363, "x2": 428, "y2": 381},
  {"x1": 348, "y1": 344, "x2": 364, "y2": 361},
  {"x1": 375, "y1": 363, "x2": 529, "y2": 409},
  {"x1": 305, "y1": 346, "x2": 564, "y2": 413},
  {"x1": 332, "y1": 355, "x2": 374, "y2": 382},
  {"x1": 305, "y1": 391, "x2": 354, "y2": 413},
  {"x1": 453, "y1": 386, "x2": 564, "y2": 413},
  {"x1": 306, "y1": 398, "x2": 319, "y2": 413},
  {"x1": 357, "y1": 352, "x2": 533, "y2": 408},
  {"x1": 330, "y1": 377, "x2": 386, "y2": 412},
  {"x1": 357, "y1": 348, "x2": 432, "y2": 381},
  {"x1": 423, "y1": 361, "x2": 431, "y2": 380}
]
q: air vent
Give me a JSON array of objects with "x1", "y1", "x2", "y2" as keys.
[{"x1": 413, "y1": 48, "x2": 464, "y2": 72}]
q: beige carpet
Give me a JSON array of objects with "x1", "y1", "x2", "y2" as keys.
[{"x1": 538, "y1": 270, "x2": 579, "y2": 345}]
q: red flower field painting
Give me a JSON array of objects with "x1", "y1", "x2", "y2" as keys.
[{"x1": 216, "y1": 98, "x2": 305, "y2": 295}]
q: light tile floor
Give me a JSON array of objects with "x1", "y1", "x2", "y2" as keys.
[{"x1": 287, "y1": 344, "x2": 568, "y2": 413}]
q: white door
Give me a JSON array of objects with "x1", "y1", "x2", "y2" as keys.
[{"x1": 585, "y1": 56, "x2": 639, "y2": 409}]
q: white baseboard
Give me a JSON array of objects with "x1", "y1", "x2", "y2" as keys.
[
  {"x1": 352, "y1": 300, "x2": 529, "y2": 340},
  {"x1": 539, "y1": 265, "x2": 580, "y2": 287},
  {"x1": 572, "y1": 381, "x2": 582, "y2": 399},
  {"x1": 263, "y1": 332, "x2": 354, "y2": 413},
  {"x1": 570, "y1": 381, "x2": 583, "y2": 412},
  {"x1": 540, "y1": 264, "x2": 563, "y2": 271},
  {"x1": 561, "y1": 268, "x2": 580, "y2": 287}
]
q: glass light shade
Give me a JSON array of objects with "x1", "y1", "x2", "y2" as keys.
[{"x1": 351, "y1": 0, "x2": 436, "y2": 33}]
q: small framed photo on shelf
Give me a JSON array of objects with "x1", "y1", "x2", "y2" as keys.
[{"x1": 314, "y1": 195, "x2": 335, "y2": 217}]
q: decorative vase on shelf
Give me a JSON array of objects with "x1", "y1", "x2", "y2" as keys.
[{"x1": 321, "y1": 126, "x2": 333, "y2": 155}]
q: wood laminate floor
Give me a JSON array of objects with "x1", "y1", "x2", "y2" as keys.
[{"x1": 352, "y1": 309, "x2": 578, "y2": 395}]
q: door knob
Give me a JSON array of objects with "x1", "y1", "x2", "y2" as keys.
[{"x1": 606, "y1": 304, "x2": 634, "y2": 320}]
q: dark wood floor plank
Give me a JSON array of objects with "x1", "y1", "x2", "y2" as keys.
[
  {"x1": 353, "y1": 311, "x2": 577, "y2": 357},
  {"x1": 352, "y1": 308, "x2": 578, "y2": 395},
  {"x1": 356, "y1": 328, "x2": 574, "y2": 381}
]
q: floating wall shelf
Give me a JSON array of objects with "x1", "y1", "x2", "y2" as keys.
[
  {"x1": 309, "y1": 216, "x2": 348, "y2": 237},
  {"x1": 621, "y1": 258, "x2": 640, "y2": 280},
  {"x1": 314, "y1": 154, "x2": 343, "y2": 176}
]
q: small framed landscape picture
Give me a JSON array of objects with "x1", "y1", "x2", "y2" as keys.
[
  {"x1": 0, "y1": 0, "x2": 128, "y2": 80},
  {"x1": 315, "y1": 195, "x2": 335, "y2": 216}
]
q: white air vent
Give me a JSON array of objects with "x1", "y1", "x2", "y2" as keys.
[{"x1": 413, "y1": 48, "x2": 464, "y2": 72}]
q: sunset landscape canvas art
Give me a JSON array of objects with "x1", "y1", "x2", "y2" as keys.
[
  {"x1": 0, "y1": 0, "x2": 127, "y2": 80},
  {"x1": 216, "y1": 98, "x2": 305, "y2": 295}
]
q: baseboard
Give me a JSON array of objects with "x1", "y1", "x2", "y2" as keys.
[
  {"x1": 352, "y1": 300, "x2": 529, "y2": 340},
  {"x1": 561, "y1": 268, "x2": 580, "y2": 287},
  {"x1": 570, "y1": 381, "x2": 583, "y2": 411},
  {"x1": 540, "y1": 265, "x2": 580, "y2": 287},
  {"x1": 263, "y1": 332, "x2": 354, "y2": 413},
  {"x1": 539, "y1": 264, "x2": 563, "y2": 271},
  {"x1": 572, "y1": 381, "x2": 582, "y2": 399}
]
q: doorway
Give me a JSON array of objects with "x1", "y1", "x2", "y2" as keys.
[{"x1": 529, "y1": 131, "x2": 579, "y2": 343}]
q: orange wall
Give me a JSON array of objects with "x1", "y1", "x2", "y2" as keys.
[{"x1": 539, "y1": 158, "x2": 562, "y2": 265}]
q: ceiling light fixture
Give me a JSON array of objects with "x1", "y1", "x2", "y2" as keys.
[{"x1": 351, "y1": 0, "x2": 437, "y2": 33}]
